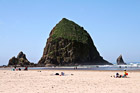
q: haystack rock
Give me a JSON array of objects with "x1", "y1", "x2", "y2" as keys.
[
  {"x1": 117, "y1": 55, "x2": 126, "y2": 65},
  {"x1": 8, "y1": 51, "x2": 31, "y2": 66},
  {"x1": 38, "y1": 18, "x2": 112, "y2": 66}
]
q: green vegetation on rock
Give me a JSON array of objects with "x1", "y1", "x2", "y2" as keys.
[{"x1": 51, "y1": 18, "x2": 89, "y2": 44}]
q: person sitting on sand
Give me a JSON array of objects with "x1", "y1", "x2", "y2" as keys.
[
  {"x1": 12, "y1": 68, "x2": 15, "y2": 71},
  {"x1": 122, "y1": 70, "x2": 128, "y2": 78},
  {"x1": 19, "y1": 68, "x2": 21, "y2": 71},
  {"x1": 61, "y1": 72, "x2": 64, "y2": 76},
  {"x1": 116, "y1": 73, "x2": 119, "y2": 78},
  {"x1": 114, "y1": 73, "x2": 122, "y2": 78}
]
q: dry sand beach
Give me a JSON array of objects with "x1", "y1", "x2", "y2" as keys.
[{"x1": 0, "y1": 70, "x2": 140, "y2": 93}]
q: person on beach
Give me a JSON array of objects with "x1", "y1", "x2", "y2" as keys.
[
  {"x1": 124, "y1": 70, "x2": 127, "y2": 75},
  {"x1": 12, "y1": 68, "x2": 15, "y2": 71},
  {"x1": 61, "y1": 72, "x2": 64, "y2": 76},
  {"x1": 113, "y1": 70, "x2": 128, "y2": 78},
  {"x1": 24, "y1": 66, "x2": 28, "y2": 71},
  {"x1": 116, "y1": 73, "x2": 119, "y2": 78},
  {"x1": 14, "y1": 66, "x2": 16, "y2": 69},
  {"x1": 12, "y1": 66, "x2": 16, "y2": 71},
  {"x1": 114, "y1": 73, "x2": 122, "y2": 78},
  {"x1": 122, "y1": 69, "x2": 128, "y2": 78},
  {"x1": 19, "y1": 68, "x2": 21, "y2": 71}
]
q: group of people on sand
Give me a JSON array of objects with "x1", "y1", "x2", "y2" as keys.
[
  {"x1": 12, "y1": 66, "x2": 28, "y2": 71},
  {"x1": 114, "y1": 70, "x2": 128, "y2": 78},
  {"x1": 55, "y1": 72, "x2": 65, "y2": 76}
]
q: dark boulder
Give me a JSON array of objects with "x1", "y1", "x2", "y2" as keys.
[
  {"x1": 38, "y1": 18, "x2": 112, "y2": 66},
  {"x1": 117, "y1": 55, "x2": 126, "y2": 65}
]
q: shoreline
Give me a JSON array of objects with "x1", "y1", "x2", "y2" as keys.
[
  {"x1": 1, "y1": 66, "x2": 140, "y2": 71},
  {"x1": 1, "y1": 69, "x2": 140, "y2": 72}
]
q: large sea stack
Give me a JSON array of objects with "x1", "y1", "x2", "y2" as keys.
[
  {"x1": 117, "y1": 55, "x2": 126, "y2": 65},
  {"x1": 8, "y1": 51, "x2": 32, "y2": 66},
  {"x1": 38, "y1": 18, "x2": 112, "y2": 66}
]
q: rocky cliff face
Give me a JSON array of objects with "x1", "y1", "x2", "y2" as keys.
[
  {"x1": 117, "y1": 55, "x2": 126, "y2": 65},
  {"x1": 38, "y1": 18, "x2": 112, "y2": 66},
  {"x1": 17, "y1": 52, "x2": 27, "y2": 60},
  {"x1": 8, "y1": 51, "x2": 31, "y2": 66}
]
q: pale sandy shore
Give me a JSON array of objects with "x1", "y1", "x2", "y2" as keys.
[{"x1": 0, "y1": 70, "x2": 140, "y2": 93}]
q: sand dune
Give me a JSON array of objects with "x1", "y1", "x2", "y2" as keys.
[{"x1": 0, "y1": 70, "x2": 140, "y2": 93}]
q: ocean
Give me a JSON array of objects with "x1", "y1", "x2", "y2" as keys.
[
  {"x1": 0, "y1": 62, "x2": 140, "y2": 71},
  {"x1": 1, "y1": 62, "x2": 140, "y2": 71},
  {"x1": 29, "y1": 63, "x2": 140, "y2": 71}
]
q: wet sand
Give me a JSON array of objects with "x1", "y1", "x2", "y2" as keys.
[{"x1": 0, "y1": 70, "x2": 140, "y2": 93}]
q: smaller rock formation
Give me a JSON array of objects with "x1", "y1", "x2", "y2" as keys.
[
  {"x1": 117, "y1": 55, "x2": 126, "y2": 65},
  {"x1": 8, "y1": 51, "x2": 31, "y2": 67},
  {"x1": 8, "y1": 57, "x2": 18, "y2": 66}
]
